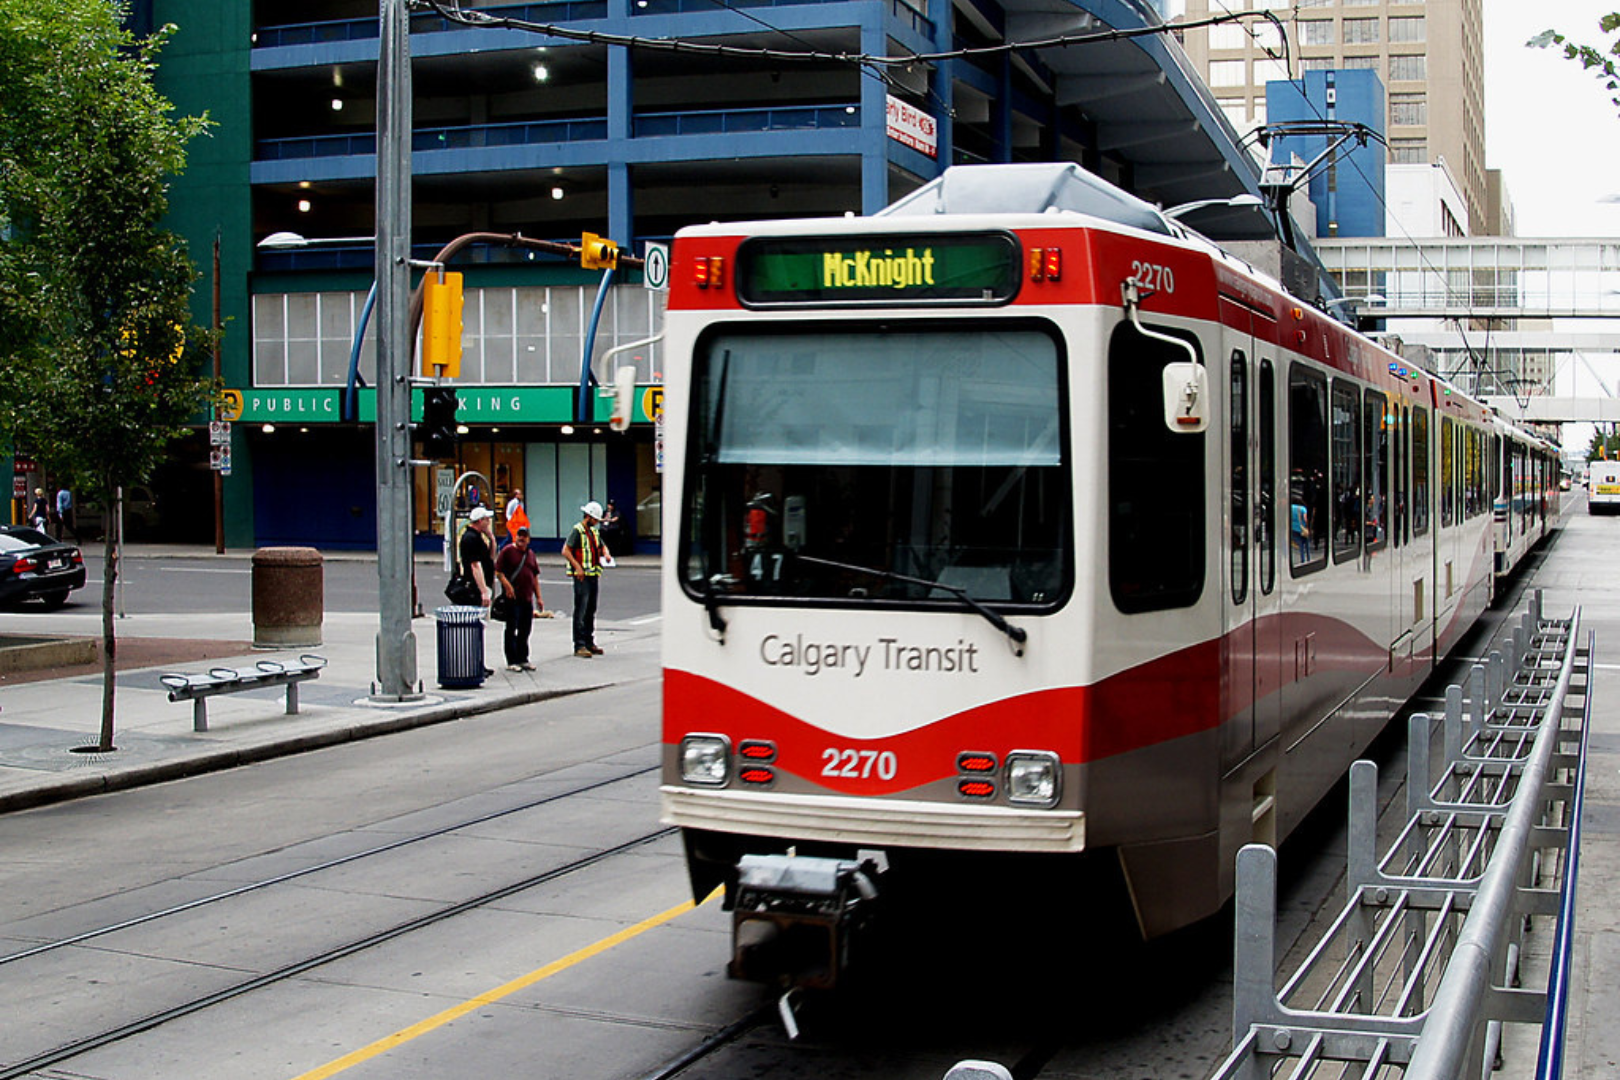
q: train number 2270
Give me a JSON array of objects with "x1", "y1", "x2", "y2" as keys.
[
  {"x1": 1130, "y1": 260, "x2": 1175, "y2": 294},
  {"x1": 821, "y1": 747, "x2": 899, "y2": 780}
]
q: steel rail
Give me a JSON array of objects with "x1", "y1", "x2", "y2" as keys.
[
  {"x1": 0, "y1": 762, "x2": 660, "y2": 967},
  {"x1": 0, "y1": 825, "x2": 679, "y2": 1080}
]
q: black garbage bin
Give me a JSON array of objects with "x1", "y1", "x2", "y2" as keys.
[{"x1": 435, "y1": 605, "x2": 486, "y2": 688}]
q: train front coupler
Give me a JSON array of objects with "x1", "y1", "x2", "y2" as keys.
[{"x1": 728, "y1": 851, "x2": 887, "y2": 998}]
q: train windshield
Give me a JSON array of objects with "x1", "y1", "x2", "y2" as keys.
[{"x1": 682, "y1": 322, "x2": 1069, "y2": 607}]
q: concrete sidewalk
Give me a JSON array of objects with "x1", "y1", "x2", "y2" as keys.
[{"x1": 0, "y1": 548, "x2": 661, "y2": 813}]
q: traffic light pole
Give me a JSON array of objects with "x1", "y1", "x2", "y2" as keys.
[{"x1": 372, "y1": 0, "x2": 421, "y2": 701}]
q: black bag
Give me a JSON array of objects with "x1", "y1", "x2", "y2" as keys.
[
  {"x1": 444, "y1": 576, "x2": 480, "y2": 606},
  {"x1": 489, "y1": 594, "x2": 514, "y2": 622}
]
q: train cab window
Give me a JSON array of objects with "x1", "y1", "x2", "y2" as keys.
[
  {"x1": 1288, "y1": 365, "x2": 1329, "y2": 575},
  {"x1": 680, "y1": 322, "x2": 1070, "y2": 608},
  {"x1": 1364, "y1": 391, "x2": 1387, "y2": 553},
  {"x1": 1412, "y1": 408, "x2": 1430, "y2": 535},
  {"x1": 1230, "y1": 351, "x2": 1248, "y2": 605},
  {"x1": 1109, "y1": 322, "x2": 1204, "y2": 613},
  {"x1": 1258, "y1": 360, "x2": 1276, "y2": 594},
  {"x1": 1330, "y1": 380, "x2": 1361, "y2": 563}
]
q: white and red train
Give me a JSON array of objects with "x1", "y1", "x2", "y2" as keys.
[{"x1": 656, "y1": 163, "x2": 1561, "y2": 978}]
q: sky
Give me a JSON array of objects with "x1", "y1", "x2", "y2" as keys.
[{"x1": 1485, "y1": 0, "x2": 1620, "y2": 237}]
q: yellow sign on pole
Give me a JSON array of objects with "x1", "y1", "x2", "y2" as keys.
[
  {"x1": 220, "y1": 389, "x2": 244, "y2": 422},
  {"x1": 641, "y1": 386, "x2": 663, "y2": 424}
]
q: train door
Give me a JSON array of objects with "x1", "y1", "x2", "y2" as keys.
[{"x1": 1253, "y1": 358, "x2": 1282, "y2": 751}]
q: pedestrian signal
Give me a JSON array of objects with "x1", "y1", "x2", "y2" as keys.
[
  {"x1": 580, "y1": 232, "x2": 619, "y2": 270},
  {"x1": 420, "y1": 386, "x2": 459, "y2": 459},
  {"x1": 422, "y1": 271, "x2": 464, "y2": 377},
  {"x1": 609, "y1": 366, "x2": 637, "y2": 432}
]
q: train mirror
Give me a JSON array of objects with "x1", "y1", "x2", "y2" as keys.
[{"x1": 1162, "y1": 362, "x2": 1208, "y2": 433}]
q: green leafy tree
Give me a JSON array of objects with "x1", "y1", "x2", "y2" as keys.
[
  {"x1": 1529, "y1": 14, "x2": 1620, "y2": 118},
  {"x1": 1587, "y1": 428, "x2": 1620, "y2": 463},
  {"x1": 0, "y1": 0, "x2": 216, "y2": 751}
]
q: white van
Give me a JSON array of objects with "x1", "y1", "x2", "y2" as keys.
[{"x1": 1589, "y1": 461, "x2": 1620, "y2": 514}]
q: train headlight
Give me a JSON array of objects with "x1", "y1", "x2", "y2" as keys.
[
  {"x1": 1006, "y1": 751, "x2": 1061, "y2": 808},
  {"x1": 680, "y1": 734, "x2": 732, "y2": 786}
]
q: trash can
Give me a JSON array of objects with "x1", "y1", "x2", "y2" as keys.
[
  {"x1": 434, "y1": 605, "x2": 486, "y2": 688},
  {"x1": 253, "y1": 546, "x2": 323, "y2": 648}
]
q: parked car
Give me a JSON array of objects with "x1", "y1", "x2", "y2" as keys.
[
  {"x1": 0, "y1": 526, "x2": 87, "y2": 609},
  {"x1": 72, "y1": 485, "x2": 158, "y2": 541}
]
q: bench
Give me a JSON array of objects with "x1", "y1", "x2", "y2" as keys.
[{"x1": 161, "y1": 654, "x2": 327, "y2": 732}]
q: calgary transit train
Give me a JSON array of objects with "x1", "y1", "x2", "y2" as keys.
[{"x1": 657, "y1": 163, "x2": 1560, "y2": 984}]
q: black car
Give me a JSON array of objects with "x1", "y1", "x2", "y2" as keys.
[{"x1": 0, "y1": 526, "x2": 87, "y2": 608}]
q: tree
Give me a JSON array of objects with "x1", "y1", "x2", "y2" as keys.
[
  {"x1": 0, "y1": 0, "x2": 216, "y2": 751},
  {"x1": 1588, "y1": 428, "x2": 1620, "y2": 463},
  {"x1": 1529, "y1": 14, "x2": 1620, "y2": 118}
]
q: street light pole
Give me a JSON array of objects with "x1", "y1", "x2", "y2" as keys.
[{"x1": 373, "y1": 0, "x2": 420, "y2": 700}]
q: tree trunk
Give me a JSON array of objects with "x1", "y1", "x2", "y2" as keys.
[{"x1": 97, "y1": 491, "x2": 118, "y2": 752}]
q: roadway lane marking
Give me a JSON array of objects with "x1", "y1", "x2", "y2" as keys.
[
  {"x1": 627, "y1": 614, "x2": 662, "y2": 626},
  {"x1": 158, "y1": 567, "x2": 253, "y2": 574},
  {"x1": 288, "y1": 888, "x2": 720, "y2": 1080}
]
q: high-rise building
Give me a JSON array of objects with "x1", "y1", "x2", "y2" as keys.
[{"x1": 1181, "y1": 0, "x2": 1488, "y2": 235}]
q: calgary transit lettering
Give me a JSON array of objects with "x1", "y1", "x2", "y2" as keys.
[
  {"x1": 822, "y1": 248, "x2": 936, "y2": 291},
  {"x1": 759, "y1": 633, "x2": 980, "y2": 677}
]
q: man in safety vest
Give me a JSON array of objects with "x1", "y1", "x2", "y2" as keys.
[
  {"x1": 505, "y1": 487, "x2": 530, "y2": 542},
  {"x1": 562, "y1": 500, "x2": 611, "y2": 657}
]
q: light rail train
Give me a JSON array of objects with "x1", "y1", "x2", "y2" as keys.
[{"x1": 656, "y1": 163, "x2": 1561, "y2": 984}]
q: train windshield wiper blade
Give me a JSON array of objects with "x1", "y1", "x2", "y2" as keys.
[{"x1": 793, "y1": 554, "x2": 1028, "y2": 649}]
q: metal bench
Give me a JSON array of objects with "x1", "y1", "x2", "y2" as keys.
[{"x1": 160, "y1": 654, "x2": 327, "y2": 732}]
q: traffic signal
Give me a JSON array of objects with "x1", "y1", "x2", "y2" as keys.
[
  {"x1": 580, "y1": 231, "x2": 619, "y2": 270},
  {"x1": 420, "y1": 386, "x2": 459, "y2": 459},
  {"x1": 422, "y1": 271, "x2": 464, "y2": 377}
]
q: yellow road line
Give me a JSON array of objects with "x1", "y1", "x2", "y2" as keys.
[{"x1": 290, "y1": 889, "x2": 719, "y2": 1080}]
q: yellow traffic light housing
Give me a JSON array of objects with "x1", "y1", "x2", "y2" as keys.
[
  {"x1": 422, "y1": 270, "x2": 465, "y2": 377},
  {"x1": 580, "y1": 231, "x2": 620, "y2": 270}
]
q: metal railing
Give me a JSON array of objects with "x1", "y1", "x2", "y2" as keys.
[{"x1": 1210, "y1": 593, "x2": 1592, "y2": 1079}]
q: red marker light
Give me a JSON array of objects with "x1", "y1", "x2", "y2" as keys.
[
  {"x1": 695, "y1": 256, "x2": 724, "y2": 289},
  {"x1": 739, "y1": 767, "x2": 774, "y2": 785},
  {"x1": 1043, "y1": 247, "x2": 1061, "y2": 281},
  {"x1": 739, "y1": 740, "x2": 776, "y2": 762},
  {"x1": 957, "y1": 752, "x2": 997, "y2": 773},
  {"x1": 958, "y1": 779, "x2": 996, "y2": 799}
]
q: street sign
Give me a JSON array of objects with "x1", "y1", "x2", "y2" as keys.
[
  {"x1": 641, "y1": 386, "x2": 663, "y2": 423},
  {"x1": 209, "y1": 420, "x2": 232, "y2": 446},
  {"x1": 220, "y1": 389, "x2": 244, "y2": 422},
  {"x1": 643, "y1": 242, "x2": 669, "y2": 291},
  {"x1": 210, "y1": 445, "x2": 232, "y2": 473}
]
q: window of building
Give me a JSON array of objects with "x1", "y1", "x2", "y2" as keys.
[
  {"x1": 1219, "y1": 98, "x2": 1250, "y2": 129},
  {"x1": 1390, "y1": 139, "x2": 1427, "y2": 164},
  {"x1": 1342, "y1": 0, "x2": 1378, "y2": 6},
  {"x1": 1289, "y1": 364, "x2": 1329, "y2": 575},
  {"x1": 1390, "y1": 94, "x2": 1427, "y2": 126},
  {"x1": 1344, "y1": 18, "x2": 1380, "y2": 44},
  {"x1": 1389, "y1": 54, "x2": 1427, "y2": 81},
  {"x1": 1389, "y1": 16, "x2": 1426, "y2": 43},
  {"x1": 1210, "y1": 23, "x2": 1248, "y2": 51},
  {"x1": 1341, "y1": 55, "x2": 1381, "y2": 74},
  {"x1": 1210, "y1": 60, "x2": 1247, "y2": 87},
  {"x1": 1301, "y1": 57, "x2": 1337, "y2": 71},
  {"x1": 1256, "y1": 57, "x2": 1290, "y2": 84},
  {"x1": 1299, "y1": 20, "x2": 1335, "y2": 46}
]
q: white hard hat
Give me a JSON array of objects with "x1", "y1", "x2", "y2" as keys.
[{"x1": 581, "y1": 500, "x2": 604, "y2": 519}]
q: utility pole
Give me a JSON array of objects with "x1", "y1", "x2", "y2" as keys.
[{"x1": 372, "y1": 0, "x2": 421, "y2": 700}]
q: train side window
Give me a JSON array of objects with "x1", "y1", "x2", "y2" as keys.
[
  {"x1": 1439, "y1": 416, "x2": 1455, "y2": 527},
  {"x1": 1364, "y1": 390, "x2": 1387, "y2": 553},
  {"x1": 1259, "y1": 360, "x2": 1276, "y2": 594},
  {"x1": 1108, "y1": 322, "x2": 1205, "y2": 613},
  {"x1": 1412, "y1": 408, "x2": 1430, "y2": 535},
  {"x1": 1330, "y1": 379, "x2": 1361, "y2": 563},
  {"x1": 1230, "y1": 350, "x2": 1248, "y2": 605},
  {"x1": 1287, "y1": 364, "x2": 1329, "y2": 576},
  {"x1": 1391, "y1": 406, "x2": 1405, "y2": 549}
]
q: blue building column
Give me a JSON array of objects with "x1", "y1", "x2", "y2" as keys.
[
  {"x1": 606, "y1": 34, "x2": 634, "y2": 244},
  {"x1": 860, "y1": 12, "x2": 890, "y2": 214}
]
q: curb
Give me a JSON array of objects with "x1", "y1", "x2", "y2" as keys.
[{"x1": 0, "y1": 681, "x2": 617, "y2": 816}]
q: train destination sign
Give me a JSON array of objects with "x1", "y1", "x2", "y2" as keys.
[{"x1": 737, "y1": 233, "x2": 1020, "y2": 306}]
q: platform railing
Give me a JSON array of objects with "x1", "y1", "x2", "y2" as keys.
[{"x1": 1209, "y1": 592, "x2": 1592, "y2": 1080}]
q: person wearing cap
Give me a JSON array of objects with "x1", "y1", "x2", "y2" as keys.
[
  {"x1": 458, "y1": 506, "x2": 497, "y2": 607},
  {"x1": 494, "y1": 526, "x2": 545, "y2": 672},
  {"x1": 561, "y1": 500, "x2": 610, "y2": 657}
]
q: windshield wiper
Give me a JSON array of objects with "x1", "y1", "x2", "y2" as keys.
[{"x1": 792, "y1": 554, "x2": 1027, "y2": 654}]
